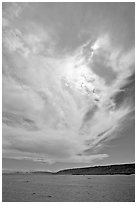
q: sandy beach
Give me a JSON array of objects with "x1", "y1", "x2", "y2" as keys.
[{"x1": 2, "y1": 174, "x2": 135, "y2": 202}]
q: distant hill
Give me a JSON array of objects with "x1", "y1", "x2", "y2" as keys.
[
  {"x1": 30, "y1": 171, "x2": 53, "y2": 175},
  {"x1": 55, "y1": 163, "x2": 135, "y2": 175},
  {"x1": 3, "y1": 163, "x2": 135, "y2": 175},
  {"x1": 3, "y1": 171, "x2": 53, "y2": 175}
]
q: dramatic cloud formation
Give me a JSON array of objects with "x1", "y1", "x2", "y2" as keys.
[{"x1": 2, "y1": 3, "x2": 135, "y2": 168}]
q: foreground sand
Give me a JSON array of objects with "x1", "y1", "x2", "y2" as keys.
[{"x1": 2, "y1": 174, "x2": 135, "y2": 202}]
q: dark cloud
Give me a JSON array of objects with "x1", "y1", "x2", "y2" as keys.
[
  {"x1": 97, "y1": 128, "x2": 111, "y2": 138},
  {"x1": 83, "y1": 105, "x2": 98, "y2": 123},
  {"x1": 112, "y1": 72, "x2": 135, "y2": 108},
  {"x1": 91, "y1": 54, "x2": 117, "y2": 85},
  {"x1": 79, "y1": 105, "x2": 98, "y2": 135},
  {"x1": 3, "y1": 111, "x2": 39, "y2": 131}
]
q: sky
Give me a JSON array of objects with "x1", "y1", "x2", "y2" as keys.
[{"x1": 2, "y1": 2, "x2": 135, "y2": 172}]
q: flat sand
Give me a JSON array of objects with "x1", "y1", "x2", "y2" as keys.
[{"x1": 2, "y1": 174, "x2": 135, "y2": 202}]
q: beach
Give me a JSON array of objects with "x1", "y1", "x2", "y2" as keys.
[{"x1": 2, "y1": 174, "x2": 135, "y2": 202}]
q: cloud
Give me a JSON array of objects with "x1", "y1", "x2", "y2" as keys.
[
  {"x1": 2, "y1": 2, "x2": 23, "y2": 20},
  {"x1": 2, "y1": 3, "x2": 135, "y2": 166}
]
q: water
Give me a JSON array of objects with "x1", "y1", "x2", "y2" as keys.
[{"x1": 2, "y1": 174, "x2": 135, "y2": 202}]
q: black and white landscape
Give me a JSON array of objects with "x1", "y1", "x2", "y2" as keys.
[{"x1": 2, "y1": 2, "x2": 135, "y2": 202}]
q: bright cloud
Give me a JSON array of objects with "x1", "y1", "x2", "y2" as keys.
[{"x1": 2, "y1": 3, "x2": 135, "y2": 166}]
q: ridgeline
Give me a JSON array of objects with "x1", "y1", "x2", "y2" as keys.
[
  {"x1": 55, "y1": 163, "x2": 135, "y2": 175},
  {"x1": 3, "y1": 163, "x2": 135, "y2": 175}
]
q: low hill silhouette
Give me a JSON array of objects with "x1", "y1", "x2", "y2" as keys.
[
  {"x1": 3, "y1": 163, "x2": 135, "y2": 175},
  {"x1": 55, "y1": 163, "x2": 135, "y2": 175}
]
